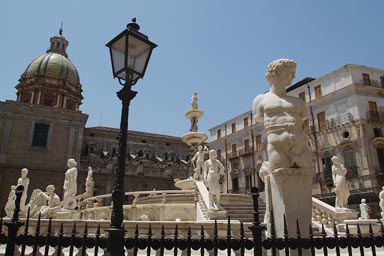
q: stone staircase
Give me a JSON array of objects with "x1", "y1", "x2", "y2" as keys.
[{"x1": 219, "y1": 194, "x2": 265, "y2": 223}]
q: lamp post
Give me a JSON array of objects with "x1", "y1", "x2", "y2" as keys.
[{"x1": 105, "y1": 18, "x2": 157, "y2": 256}]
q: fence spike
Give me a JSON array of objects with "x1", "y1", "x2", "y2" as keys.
[
  {"x1": 333, "y1": 221, "x2": 340, "y2": 256},
  {"x1": 369, "y1": 223, "x2": 376, "y2": 256},
  {"x1": 69, "y1": 222, "x2": 77, "y2": 256},
  {"x1": 200, "y1": 225, "x2": 205, "y2": 256},
  {"x1": 133, "y1": 224, "x2": 139, "y2": 256},
  {"x1": 345, "y1": 224, "x2": 353, "y2": 256},
  {"x1": 160, "y1": 225, "x2": 165, "y2": 256},
  {"x1": 56, "y1": 222, "x2": 64, "y2": 256},
  {"x1": 0, "y1": 207, "x2": 3, "y2": 234},
  {"x1": 227, "y1": 216, "x2": 231, "y2": 256},
  {"x1": 44, "y1": 218, "x2": 52, "y2": 256},
  {"x1": 32, "y1": 213, "x2": 42, "y2": 256},
  {"x1": 270, "y1": 210, "x2": 276, "y2": 239},
  {"x1": 309, "y1": 224, "x2": 315, "y2": 256},
  {"x1": 20, "y1": 207, "x2": 31, "y2": 255},
  {"x1": 357, "y1": 223, "x2": 364, "y2": 256},
  {"x1": 321, "y1": 224, "x2": 328, "y2": 256},
  {"x1": 187, "y1": 226, "x2": 192, "y2": 256},
  {"x1": 147, "y1": 224, "x2": 152, "y2": 256},
  {"x1": 81, "y1": 223, "x2": 88, "y2": 256},
  {"x1": 283, "y1": 215, "x2": 289, "y2": 256},
  {"x1": 94, "y1": 224, "x2": 100, "y2": 256},
  {"x1": 174, "y1": 224, "x2": 179, "y2": 256}
]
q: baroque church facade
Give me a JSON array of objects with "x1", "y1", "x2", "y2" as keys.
[{"x1": 0, "y1": 29, "x2": 190, "y2": 207}]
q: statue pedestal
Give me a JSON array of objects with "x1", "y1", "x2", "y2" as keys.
[{"x1": 269, "y1": 168, "x2": 312, "y2": 238}]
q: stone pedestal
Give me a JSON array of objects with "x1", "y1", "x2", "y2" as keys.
[{"x1": 269, "y1": 168, "x2": 312, "y2": 238}]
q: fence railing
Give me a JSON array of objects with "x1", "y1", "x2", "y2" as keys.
[{"x1": 2, "y1": 186, "x2": 384, "y2": 255}]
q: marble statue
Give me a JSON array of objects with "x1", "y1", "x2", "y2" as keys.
[
  {"x1": 28, "y1": 189, "x2": 47, "y2": 218},
  {"x1": 331, "y1": 156, "x2": 350, "y2": 209},
  {"x1": 191, "y1": 92, "x2": 198, "y2": 109},
  {"x1": 192, "y1": 145, "x2": 209, "y2": 180},
  {"x1": 204, "y1": 149, "x2": 225, "y2": 210},
  {"x1": 75, "y1": 167, "x2": 95, "y2": 204},
  {"x1": 190, "y1": 92, "x2": 199, "y2": 132},
  {"x1": 62, "y1": 158, "x2": 78, "y2": 210},
  {"x1": 253, "y1": 59, "x2": 313, "y2": 241},
  {"x1": 379, "y1": 186, "x2": 384, "y2": 219},
  {"x1": 40, "y1": 185, "x2": 62, "y2": 218},
  {"x1": 5, "y1": 185, "x2": 16, "y2": 217},
  {"x1": 359, "y1": 198, "x2": 369, "y2": 219},
  {"x1": 17, "y1": 168, "x2": 30, "y2": 212}
]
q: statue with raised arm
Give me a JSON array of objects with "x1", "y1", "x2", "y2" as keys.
[
  {"x1": 252, "y1": 59, "x2": 313, "y2": 243},
  {"x1": 75, "y1": 167, "x2": 95, "y2": 206},
  {"x1": 192, "y1": 145, "x2": 209, "y2": 180},
  {"x1": 204, "y1": 150, "x2": 225, "y2": 210},
  {"x1": 331, "y1": 156, "x2": 350, "y2": 209},
  {"x1": 62, "y1": 158, "x2": 78, "y2": 210},
  {"x1": 17, "y1": 168, "x2": 29, "y2": 212}
]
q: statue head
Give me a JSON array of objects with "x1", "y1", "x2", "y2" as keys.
[
  {"x1": 209, "y1": 150, "x2": 217, "y2": 160},
  {"x1": 331, "y1": 156, "x2": 339, "y2": 164},
  {"x1": 361, "y1": 198, "x2": 366, "y2": 203},
  {"x1": 67, "y1": 158, "x2": 77, "y2": 168},
  {"x1": 21, "y1": 168, "x2": 28, "y2": 177},
  {"x1": 46, "y1": 185, "x2": 55, "y2": 194},
  {"x1": 266, "y1": 59, "x2": 296, "y2": 87},
  {"x1": 197, "y1": 145, "x2": 203, "y2": 151}
]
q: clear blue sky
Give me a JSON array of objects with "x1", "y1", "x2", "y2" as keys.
[{"x1": 1, "y1": 1, "x2": 383, "y2": 138}]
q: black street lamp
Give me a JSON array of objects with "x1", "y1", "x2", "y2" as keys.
[{"x1": 105, "y1": 18, "x2": 157, "y2": 256}]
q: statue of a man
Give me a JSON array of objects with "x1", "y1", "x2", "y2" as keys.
[
  {"x1": 331, "y1": 156, "x2": 350, "y2": 209},
  {"x1": 5, "y1": 185, "x2": 16, "y2": 217},
  {"x1": 204, "y1": 150, "x2": 225, "y2": 210},
  {"x1": 62, "y1": 158, "x2": 78, "y2": 210},
  {"x1": 192, "y1": 145, "x2": 209, "y2": 180},
  {"x1": 252, "y1": 59, "x2": 312, "y2": 241},
  {"x1": 17, "y1": 168, "x2": 30, "y2": 212},
  {"x1": 191, "y1": 92, "x2": 198, "y2": 109},
  {"x1": 40, "y1": 185, "x2": 61, "y2": 218}
]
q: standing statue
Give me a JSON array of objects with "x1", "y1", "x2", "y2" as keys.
[
  {"x1": 40, "y1": 185, "x2": 61, "y2": 218},
  {"x1": 253, "y1": 59, "x2": 313, "y2": 241},
  {"x1": 204, "y1": 149, "x2": 225, "y2": 210},
  {"x1": 62, "y1": 158, "x2": 78, "y2": 210},
  {"x1": 192, "y1": 145, "x2": 209, "y2": 180},
  {"x1": 190, "y1": 92, "x2": 199, "y2": 132},
  {"x1": 379, "y1": 186, "x2": 384, "y2": 219},
  {"x1": 17, "y1": 168, "x2": 30, "y2": 212},
  {"x1": 191, "y1": 92, "x2": 198, "y2": 109},
  {"x1": 331, "y1": 156, "x2": 350, "y2": 209},
  {"x1": 5, "y1": 185, "x2": 16, "y2": 217},
  {"x1": 75, "y1": 167, "x2": 95, "y2": 204},
  {"x1": 359, "y1": 198, "x2": 370, "y2": 219}
]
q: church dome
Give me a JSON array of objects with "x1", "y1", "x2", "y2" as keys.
[
  {"x1": 23, "y1": 51, "x2": 80, "y2": 88},
  {"x1": 16, "y1": 28, "x2": 84, "y2": 110}
]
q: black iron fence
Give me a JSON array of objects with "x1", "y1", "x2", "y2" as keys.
[{"x1": 2, "y1": 186, "x2": 384, "y2": 255}]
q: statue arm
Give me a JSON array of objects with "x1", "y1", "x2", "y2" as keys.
[
  {"x1": 252, "y1": 95, "x2": 264, "y2": 123},
  {"x1": 218, "y1": 161, "x2": 225, "y2": 176}
]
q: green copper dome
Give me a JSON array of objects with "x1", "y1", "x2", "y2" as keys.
[{"x1": 23, "y1": 52, "x2": 80, "y2": 87}]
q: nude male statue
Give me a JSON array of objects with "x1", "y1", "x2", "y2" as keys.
[
  {"x1": 253, "y1": 59, "x2": 312, "y2": 173},
  {"x1": 192, "y1": 145, "x2": 209, "y2": 180},
  {"x1": 253, "y1": 59, "x2": 313, "y2": 245},
  {"x1": 204, "y1": 149, "x2": 225, "y2": 210}
]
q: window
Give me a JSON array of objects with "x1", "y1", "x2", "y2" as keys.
[
  {"x1": 217, "y1": 149, "x2": 222, "y2": 161},
  {"x1": 381, "y1": 76, "x2": 384, "y2": 88},
  {"x1": 377, "y1": 148, "x2": 384, "y2": 171},
  {"x1": 244, "y1": 139, "x2": 250, "y2": 153},
  {"x1": 231, "y1": 123, "x2": 236, "y2": 133},
  {"x1": 231, "y1": 144, "x2": 237, "y2": 157},
  {"x1": 302, "y1": 119, "x2": 309, "y2": 134},
  {"x1": 317, "y1": 112, "x2": 326, "y2": 132},
  {"x1": 374, "y1": 128, "x2": 383, "y2": 137},
  {"x1": 362, "y1": 73, "x2": 371, "y2": 85},
  {"x1": 299, "y1": 92, "x2": 306, "y2": 102},
  {"x1": 32, "y1": 123, "x2": 49, "y2": 147},
  {"x1": 369, "y1": 101, "x2": 379, "y2": 121},
  {"x1": 343, "y1": 147, "x2": 358, "y2": 177},
  {"x1": 217, "y1": 129, "x2": 221, "y2": 139},
  {"x1": 256, "y1": 135, "x2": 262, "y2": 152},
  {"x1": 314, "y1": 85, "x2": 322, "y2": 99},
  {"x1": 243, "y1": 118, "x2": 249, "y2": 128}
]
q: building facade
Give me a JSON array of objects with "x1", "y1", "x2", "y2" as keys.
[
  {"x1": 0, "y1": 29, "x2": 190, "y2": 207},
  {"x1": 209, "y1": 64, "x2": 384, "y2": 212}
]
